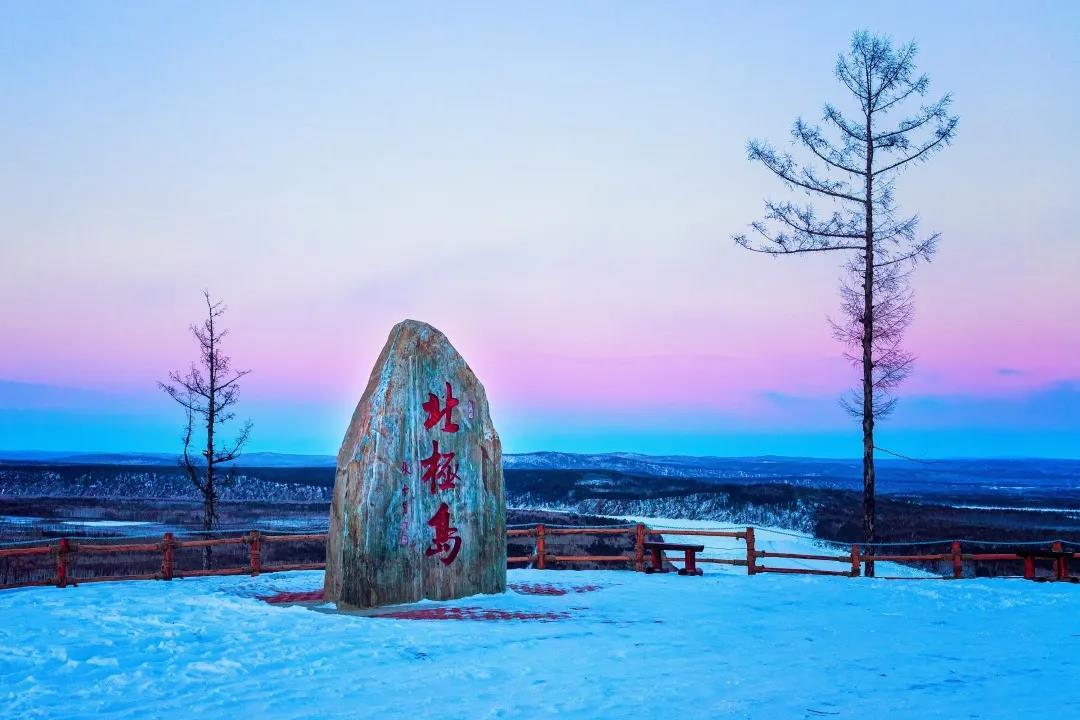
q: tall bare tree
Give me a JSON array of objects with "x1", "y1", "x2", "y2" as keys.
[
  {"x1": 159, "y1": 292, "x2": 252, "y2": 569},
  {"x1": 734, "y1": 32, "x2": 958, "y2": 572}
]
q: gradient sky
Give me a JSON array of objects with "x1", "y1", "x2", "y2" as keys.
[{"x1": 1, "y1": 2, "x2": 1078, "y2": 458}]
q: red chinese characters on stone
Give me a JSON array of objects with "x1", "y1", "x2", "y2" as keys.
[
  {"x1": 420, "y1": 440, "x2": 459, "y2": 494},
  {"x1": 419, "y1": 381, "x2": 463, "y2": 565},
  {"x1": 422, "y1": 381, "x2": 460, "y2": 433},
  {"x1": 424, "y1": 502, "x2": 461, "y2": 565}
]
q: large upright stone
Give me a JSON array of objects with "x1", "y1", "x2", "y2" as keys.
[{"x1": 324, "y1": 320, "x2": 505, "y2": 608}]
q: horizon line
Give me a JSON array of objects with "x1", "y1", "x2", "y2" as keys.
[{"x1": 1, "y1": 449, "x2": 1076, "y2": 463}]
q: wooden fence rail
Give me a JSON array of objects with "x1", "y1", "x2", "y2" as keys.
[
  {"x1": 1, "y1": 524, "x2": 1076, "y2": 590},
  {"x1": 748, "y1": 538, "x2": 1077, "y2": 582}
]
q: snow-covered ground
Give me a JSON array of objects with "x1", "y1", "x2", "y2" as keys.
[{"x1": 1, "y1": 520, "x2": 1077, "y2": 719}]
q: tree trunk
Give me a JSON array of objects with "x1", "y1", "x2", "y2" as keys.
[
  {"x1": 203, "y1": 315, "x2": 217, "y2": 571},
  {"x1": 862, "y1": 104, "x2": 877, "y2": 576},
  {"x1": 202, "y1": 489, "x2": 214, "y2": 570}
]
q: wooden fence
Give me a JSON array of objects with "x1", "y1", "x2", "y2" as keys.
[
  {"x1": 746, "y1": 532, "x2": 1075, "y2": 581},
  {"x1": 507, "y1": 524, "x2": 749, "y2": 571},
  {"x1": 0, "y1": 531, "x2": 325, "y2": 590},
  {"x1": 1, "y1": 525, "x2": 1076, "y2": 590}
]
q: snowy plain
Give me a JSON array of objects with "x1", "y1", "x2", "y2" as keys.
[{"x1": 1, "y1": 519, "x2": 1077, "y2": 719}]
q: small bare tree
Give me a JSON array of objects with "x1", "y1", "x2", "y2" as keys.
[
  {"x1": 159, "y1": 291, "x2": 252, "y2": 569},
  {"x1": 734, "y1": 32, "x2": 957, "y2": 572}
]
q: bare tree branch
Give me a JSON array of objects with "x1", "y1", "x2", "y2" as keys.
[
  {"x1": 823, "y1": 104, "x2": 867, "y2": 143},
  {"x1": 747, "y1": 141, "x2": 864, "y2": 203},
  {"x1": 793, "y1": 119, "x2": 866, "y2": 176},
  {"x1": 875, "y1": 117, "x2": 958, "y2": 174}
]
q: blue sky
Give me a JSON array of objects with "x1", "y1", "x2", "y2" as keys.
[{"x1": 1, "y1": 2, "x2": 1078, "y2": 457}]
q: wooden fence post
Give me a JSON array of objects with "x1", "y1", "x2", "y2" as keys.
[
  {"x1": 56, "y1": 538, "x2": 70, "y2": 588},
  {"x1": 1023, "y1": 554, "x2": 1035, "y2": 581},
  {"x1": 951, "y1": 541, "x2": 963, "y2": 579},
  {"x1": 850, "y1": 545, "x2": 861, "y2": 577},
  {"x1": 634, "y1": 523, "x2": 645, "y2": 572},
  {"x1": 745, "y1": 527, "x2": 756, "y2": 575},
  {"x1": 162, "y1": 532, "x2": 174, "y2": 580},
  {"x1": 1052, "y1": 541, "x2": 1066, "y2": 580},
  {"x1": 249, "y1": 531, "x2": 262, "y2": 576},
  {"x1": 535, "y1": 524, "x2": 546, "y2": 570}
]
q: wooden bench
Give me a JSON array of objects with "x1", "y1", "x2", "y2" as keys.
[{"x1": 643, "y1": 541, "x2": 705, "y2": 576}]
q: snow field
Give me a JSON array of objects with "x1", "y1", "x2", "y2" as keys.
[{"x1": 0, "y1": 519, "x2": 1075, "y2": 719}]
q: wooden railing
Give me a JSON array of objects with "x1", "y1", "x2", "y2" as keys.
[
  {"x1": 1, "y1": 525, "x2": 1075, "y2": 590},
  {"x1": 750, "y1": 539, "x2": 1077, "y2": 581},
  {"x1": 0, "y1": 531, "x2": 326, "y2": 589},
  {"x1": 507, "y1": 523, "x2": 749, "y2": 571}
]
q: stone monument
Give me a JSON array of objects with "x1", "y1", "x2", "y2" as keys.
[{"x1": 324, "y1": 319, "x2": 506, "y2": 608}]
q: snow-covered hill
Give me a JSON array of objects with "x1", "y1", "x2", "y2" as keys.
[
  {"x1": 512, "y1": 495, "x2": 820, "y2": 532},
  {"x1": 0, "y1": 465, "x2": 335, "y2": 502},
  {"x1": 5, "y1": 450, "x2": 1077, "y2": 498},
  {"x1": 0, "y1": 450, "x2": 337, "y2": 468}
]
